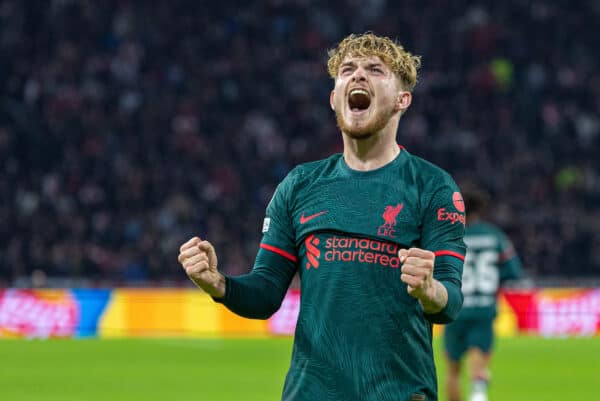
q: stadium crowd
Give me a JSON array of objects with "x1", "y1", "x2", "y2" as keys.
[{"x1": 1, "y1": 0, "x2": 599, "y2": 287}]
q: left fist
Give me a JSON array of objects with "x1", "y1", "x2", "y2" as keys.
[{"x1": 399, "y1": 248, "x2": 436, "y2": 302}]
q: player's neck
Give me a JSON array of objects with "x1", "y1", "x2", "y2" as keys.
[{"x1": 342, "y1": 131, "x2": 400, "y2": 171}]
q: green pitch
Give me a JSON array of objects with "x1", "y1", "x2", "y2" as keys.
[{"x1": 0, "y1": 336, "x2": 597, "y2": 401}]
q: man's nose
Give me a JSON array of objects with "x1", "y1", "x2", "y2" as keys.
[{"x1": 351, "y1": 67, "x2": 367, "y2": 81}]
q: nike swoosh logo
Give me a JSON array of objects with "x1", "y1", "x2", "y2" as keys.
[{"x1": 300, "y1": 211, "x2": 328, "y2": 224}]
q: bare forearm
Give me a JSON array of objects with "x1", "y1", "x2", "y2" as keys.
[
  {"x1": 201, "y1": 273, "x2": 226, "y2": 298},
  {"x1": 422, "y1": 279, "x2": 463, "y2": 324},
  {"x1": 418, "y1": 279, "x2": 448, "y2": 314}
]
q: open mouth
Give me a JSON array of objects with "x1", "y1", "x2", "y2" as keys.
[{"x1": 348, "y1": 89, "x2": 371, "y2": 112}]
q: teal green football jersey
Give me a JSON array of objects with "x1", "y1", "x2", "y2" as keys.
[
  {"x1": 457, "y1": 221, "x2": 522, "y2": 320},
  {"x1": 221, "y1": 150, "x2": 466, "y2": 401}
]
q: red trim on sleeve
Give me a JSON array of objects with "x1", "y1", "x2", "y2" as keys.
[
  {"x1": 260, "y1": 243, "x2": 298, "y2": 263},
  {"x1": 434, "y1": 250, "x2": 465, "y2": 261}
]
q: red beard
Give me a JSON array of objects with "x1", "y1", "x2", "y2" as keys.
[{"x1": 335, "y1": 105, "x2": 395, "y2": 139}]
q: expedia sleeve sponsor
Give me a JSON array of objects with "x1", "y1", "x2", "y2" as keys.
[
  {"x1": 421, "y1": 181, "x2": 466, "y2": 257},
  {"x1": 437, "y1": 208, "x2": 466, "y2": 225}
]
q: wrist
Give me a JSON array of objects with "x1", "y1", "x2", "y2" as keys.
[
  {"x1": 419, "y1": 280, "x2": 447, "y2": 314},
  {"x1": 209, "y1": 273, "x2": 226, "y2": 299}
]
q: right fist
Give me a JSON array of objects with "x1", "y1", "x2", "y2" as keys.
[{"x1": 178, "y1": 237, "x2": 225, "y2": 298}]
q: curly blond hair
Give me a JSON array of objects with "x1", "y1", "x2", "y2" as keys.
[{"x1": 327, "y1": 33, "x2": 421, "y2": 91}]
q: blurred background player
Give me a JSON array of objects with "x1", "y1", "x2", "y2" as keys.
[{"x1": 443, "y1": 183, "x2": 523, "y2": 401}]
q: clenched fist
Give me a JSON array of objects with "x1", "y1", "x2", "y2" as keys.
[
  {"x1": 399, "y1": 248, "x2": 447, "y2": 313},
  {"x1": 178, "y1": 237, "x2": 226, "y2": 298}
]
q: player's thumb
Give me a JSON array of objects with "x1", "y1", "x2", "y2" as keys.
[
  {"x1": 199, "y1": 240, "x2": 218, "y2": 269},
  {"x1": 398, "y1": 249, "x2": 408, "y2": 263}
]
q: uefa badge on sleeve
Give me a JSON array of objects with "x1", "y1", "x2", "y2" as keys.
[{"x1": 262, "y1": 218, "x2": 271, "y2": 233}]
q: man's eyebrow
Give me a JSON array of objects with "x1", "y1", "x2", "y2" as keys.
[{"x1": 340, "y1": 61, "x2": 356, "y2": 68}]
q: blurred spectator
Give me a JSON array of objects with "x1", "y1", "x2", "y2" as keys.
[{"x1": 1, "y1": 0, "x2": 598, "y2": 287}]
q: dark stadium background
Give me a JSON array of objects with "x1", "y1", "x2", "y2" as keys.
[{"x1": 1, "y1": 0, "x2": 598, "y2": 288}]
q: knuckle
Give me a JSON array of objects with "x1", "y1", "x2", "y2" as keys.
[{"x1": 187, "y1": 263, "x2": 204, "y2": 275}]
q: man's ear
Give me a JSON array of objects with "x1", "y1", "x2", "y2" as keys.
[
  {"x1": 395, "y1": 91, "x2": 412, "y2": 113},
  {"x1": 330, "y1": 90, "x2": 335, "y2": 111}
]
